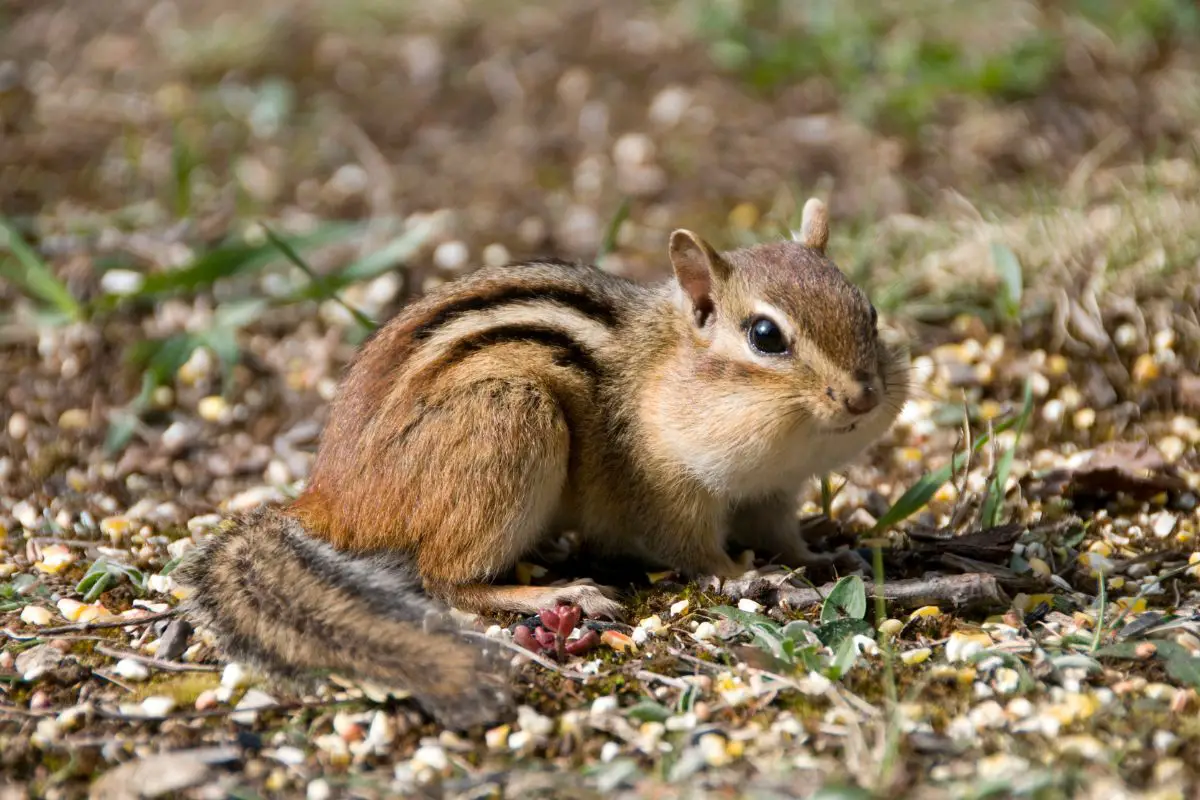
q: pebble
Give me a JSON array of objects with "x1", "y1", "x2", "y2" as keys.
[
  {"x1": 232, "y1": 690, "x2": 277, "y2": 725},
  {"x1": 306, "y1": 780, "x2": 332, "y2": 800},
  {"x1": 20, "y1": 606, "x2": 53, "y2": 626},
  {"x1": 649, "y1": 86, "x2": 691, "y2": 128},
  {"x1": 141, "y1": 696, "x2": 177, "y2": 717},
  {"x1": 411, "y1": 744, "x2": 448, "y2": 772},
  {"x1": 600, "y1": 741, "x2": 621, "y2": 763},
  {"x1": 590, "y1": 695, "x2": 619, "y2": 717},
  {"x1": 482, "y1": 243, "x2": 511, "y2": 268},
  {"x1": 7, "y1": 413, "x2": 28, "y2": 441},
  {"x1": 58, "y1": 409, "x2": 90, "y2": 430},
  {"x1": 433, "y1": 240, "x2": 469, "y2": 272},
  {"x1": 221, "y1": 662, "x2": 253, "y2": 690},
  {"x1": 13, "y1": 500, "x2": 40, "y2": 531},
  {"x1": 517, "y1": 705, "x2": 554, "y2": 737},
  {"x1": 197, "y1": 395, "x2": 230, "y2": 423},
  {"x1": 113, "y1": 658, "x2": 150, "y2": 681}
]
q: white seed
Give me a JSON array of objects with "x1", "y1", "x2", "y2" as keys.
[
  {"x1": 113, "y1": 659, "x2": 150, "y2": 681},
  {"x1": 433, "y1": 240, "x2": 469, "y2": 272},
  {"x1": 482, "y1": 243, "x2": 511, "y2": 268},
  {"x1": 737, "y1": 598, "x2": 763, "y2": 613},
  {"x1": 100, "y1": 269, "x2": 145, "y2": 296}
]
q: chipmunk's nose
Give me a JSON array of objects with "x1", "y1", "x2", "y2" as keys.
[{"x1": 843, "y1": 382, "x2": 879, "y2": 416}]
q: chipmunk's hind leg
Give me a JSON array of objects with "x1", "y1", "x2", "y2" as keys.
[{"x1": 402, "y1": 378, "x2": 621, "y2": 617}]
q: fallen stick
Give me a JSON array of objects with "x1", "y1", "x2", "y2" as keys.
[{"x1": 718, "y1": 572, "x2": 1010, "y2": 614}]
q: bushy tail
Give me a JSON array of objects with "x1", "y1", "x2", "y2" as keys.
[{"x1": 174, "y1": 507, "x2": 510, "y2": 729}]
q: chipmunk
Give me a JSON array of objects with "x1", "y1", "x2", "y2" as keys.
[{"x1": 177, "y1": 198, "x2": 909, "y2": 729}]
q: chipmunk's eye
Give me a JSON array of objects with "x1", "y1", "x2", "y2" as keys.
[
  {"x1": 748, "y1": 316, "x2": 788, "y2": 355},
  {"x1": 870, "y1": 306, "x2": 878, "y2": 330}
]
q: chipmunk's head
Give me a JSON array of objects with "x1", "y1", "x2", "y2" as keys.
[{"x1": 661, "y1": 197, "x2": 909, "y2": 495}]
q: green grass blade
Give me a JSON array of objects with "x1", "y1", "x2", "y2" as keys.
[
  {"x1": 872, "y1": 412, "x2": 1022, "y2": 533},
  {"x1": 0, "y1": 219, "x2": 84, "y2": 321},
  {"x1": 991, "y1": 242, "x2": 1024, "y2": 322},
  {"x1": 980, "y1": 378, "x2": 1035, "y2": 528},
  {"x1": 261, "y1": 224, "x2": 376, "y2": 330},
  {"x1": 132, "y1": 223, "x2": 359, "y2": 298},
  {"x1": 595, "y1": 197, "x2": 631, "y2": 263}
]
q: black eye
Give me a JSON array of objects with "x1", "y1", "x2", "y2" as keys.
[
  {"x1": 870, "y1": 306, "x2": 878, "y2": 329},
  {"x1": 748, "y1": 316, "x2": 788, "y2": 355}
]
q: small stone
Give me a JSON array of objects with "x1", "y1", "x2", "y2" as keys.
[
  {"x1": 697, "y1": 732, "x2": 731, "y2": 767},
  {"x1": 195, "y1": 690, "x2": 219, "y2": 711},
  {"x1": 155, "y1": 619, "x2": 193, "y2": 661},
  {"x1": 306, "y1": 779, "x2": 332, "y2": 800},
  {"x1": 58, "y1": 408, "x2": 90, "y2": 430},
  {"x1": 612, "y1": 132, "x2": 655, "y2": 167},
  {"x1": 736, "y1": 598, "x2": 763, "y2": 614},
  {"x1": 600, "y1": 741, "x2": 621, "y2": 763},
  {"x1": 412, "y1": 744, "x2": 448, "y2": 772},
  {"x1": 221, "y1": 662, "x2": 252, "y2": 690},
  {"x1": 517, "y1": 705, "x2": 554, "y2": 737},
  {"x1": 1072, "y1": 408, "x2": 1096, "y2": 429},
  {"x1": 99, "y1": 268, "x2": 145, "y2": 295},
  {"x1": 13, "y1": 500, "x2": 41, "y2": 531},
  {"x1": 113, "y1": 659, "x2": 150, "y2": 681},
  {"x1": 482, "y1": 243, "x2": 510, "y2": 268},
  {"x1": 197, "y1": 395, "x2": 230, "y2": 423},
  {"x1": 16, "y1": 644, "x2": 65, "y2": 680},
  {"x1": 7, "y1": 413, "x2": 28, "y2": 441},
  {"x1": 141, "y1": 696, "x2": 176, "y2": 717},
  {"x1": 648, "y1": 86, "x2": 691, "y2": 128},
  {"x1": 590, "y1": 695, "x2": 619, "y2": 717},
  {"x1": 232, "y1": 689, "x2": 276, "y2": 725},
  {"x1": 1151, "y1": 511, "x2": 1178, "y2": 539},
  {"x1": 433, "y1": 240, "x2": 469, "y2": 272},
  {"x1": 1041, "y1": 399, "x2": 1065, "y2": 424},
  {"x1": 20, "y1": 606, "x2": 54, "y2": 626}
]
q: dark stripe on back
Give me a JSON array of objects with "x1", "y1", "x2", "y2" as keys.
[
  {"x1": 411, "y1": 285, "x2": 620, "y2": 341},
  {"x1": 442, "y1": 324, "x2": 604, "y2": 379}
]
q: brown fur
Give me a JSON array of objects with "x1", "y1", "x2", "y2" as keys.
[{"x1": 177, "y1": 200, "x2": 909, "y2": 727}]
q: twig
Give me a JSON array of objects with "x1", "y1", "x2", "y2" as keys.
[
  {"x1": 633, "y1": 670, "x2": 693, "y2": 690},
  {"x1": 92, "y1": 697, "x2": 361, "y2": 722},
  {"x1": 92, "y1": 670, "x2": 136, "y2": 693},
  {"x1": 7, "y1": 609, "x2": 176, "y2": 637},
  {"x1": 93, "y1": 645, "x2": 219, "y2": 673},
  {"x1": 722, "y1": 573, "x2": 1010, "y2": 614},
  {"x1": 667, "y1": 648, "x2": 726, "y2": 673}
]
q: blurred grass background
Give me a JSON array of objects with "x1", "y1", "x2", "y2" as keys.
[{"x1": 1, "y1": 0, "x2": 1198, "y2": 448}]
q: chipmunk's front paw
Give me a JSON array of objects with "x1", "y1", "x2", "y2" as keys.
[{"x1": 548, "y1": 579, "x2": 623, "y2": 619}]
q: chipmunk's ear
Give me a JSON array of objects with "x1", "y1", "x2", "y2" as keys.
[
  {"x1": 799, "y1": 197, "x2": 829, "y2": 254},
  {"x1": 669, "y1": 229, "x2": 729, "y2": 327}
]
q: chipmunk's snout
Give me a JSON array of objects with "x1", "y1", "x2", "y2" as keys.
[
  {"x1": 843, "y1": 382, "x2": 879, "y2": 416},
  {"x1": 827, "y1": 370, "x2": 880, "y2": 417}
]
